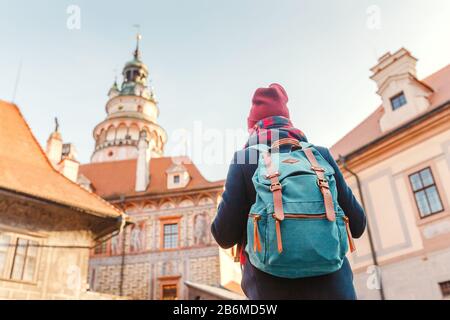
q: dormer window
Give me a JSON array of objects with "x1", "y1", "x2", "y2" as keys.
[
  {"x1": 390, "y1": 92, "x2": 407, "y2": 110},
  {"x1": 166, "y1": 161, "x2": 190, "y2": 189}
]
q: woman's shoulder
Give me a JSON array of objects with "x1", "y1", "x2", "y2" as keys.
[{"x1": 311, "y1": 145, "x2": 333, "y2": 160}]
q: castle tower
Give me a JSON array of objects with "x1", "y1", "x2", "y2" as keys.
[{"x1": 91, "y1": 34, "x2": 167, "y2": 163}]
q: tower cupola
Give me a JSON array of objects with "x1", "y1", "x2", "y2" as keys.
[{"x1": 90, "y1": 34, "x2": 167, "y2": 163}]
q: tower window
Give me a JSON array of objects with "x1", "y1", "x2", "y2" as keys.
[
  {"x1": 409, "y1": 167, "x2": 444, "y2": 218},
  {"x1": 390, "y1": 92, "x2": 407, "y2": 110}
]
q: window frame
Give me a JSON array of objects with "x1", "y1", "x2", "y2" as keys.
[
  {"x1": 159, "y1": 216, "x2": 181, "y2": 251},
  {"x1": 159, "y1": 275, "x2": 180, "y2": 300},
  {"x1": 390, "y1": 91, "x2": 407, "y2": 110},
  {"x1": 162, "y1": 283, "x2": 178, "y2": 300},
  {"x1": 408, "y1": 167, "x2": 444, "y2": 219},
  {"x1": 162, "y1": 223, "x2": 179, "y2": 250},
  {"x1": 0, "y1": 230, "x2": 41, "y2": 284},
  {"x1": 93, "y1": 239, "x2": 110, "y2": 256},
  {"x1": 439, "y1": 281, "x2": 450, "y2": 299}
]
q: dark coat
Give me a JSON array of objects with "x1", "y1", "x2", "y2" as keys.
[{"x1": 211, "y1": 145, "x2": 366, "y2": 300}]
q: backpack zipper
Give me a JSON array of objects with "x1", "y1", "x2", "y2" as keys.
[
  {"x1": 271, "y1": 213, "x2": 326, "y2": 253},
  {"x1": 250, "y1": 213, "x2": 356, "y2": 254},
  {"x1": 249, "y1": 214, "x2": 262, "y2": 253},
  {"x1": 272, "y1": 213, "x2": 356, "y2": 254},
  {"x1": 279, "y1": 213, "x2": 326, "y2": 219}
]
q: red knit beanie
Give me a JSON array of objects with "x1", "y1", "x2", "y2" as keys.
[{"x1": 247, "y1": 83, "x2": 290, "y2": 130}]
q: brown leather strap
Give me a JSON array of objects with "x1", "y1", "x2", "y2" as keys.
[
  {"x1": 262, "y1": 152, "x2": 284, "y2": 221},
  {"x1": 271, "y1": 138, "x2": 301, "y2": 150},
  {"x1": 303, "y1": 148, "x2": 336, "y2": 222},
  {"x1": 344, "y1": 216, "x2": 356, "y2": 253},
  {"x1": 262, "y1": 151, "x2": 284, "y2": 254},
  {"x1": 275, "y1": 219, "x2": 283, "y2": 253},
  {"x1": 253, "y1": 217, "x2": 262, "y2": 252}
]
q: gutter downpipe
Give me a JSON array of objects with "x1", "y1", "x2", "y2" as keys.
[
  {"x1": 119, "y1": 194, "x2": 127, "y2": 297},
  {"x1": 339, "y1": 155, "x2": 386, "y2": 300}
]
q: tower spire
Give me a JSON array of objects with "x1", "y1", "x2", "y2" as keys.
[
  {"x1": 133, "y1": 26, "x2": 142, "y2": 60},
  {"x1": 54, "y1": 117, "x2": 59, "y2": 132}
]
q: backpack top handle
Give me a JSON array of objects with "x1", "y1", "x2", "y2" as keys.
[{"x1": 270, "y1": 138, "x2": 301, "y2": 151}]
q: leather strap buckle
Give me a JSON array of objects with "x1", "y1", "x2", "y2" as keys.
[
  {"x1": 270, "y1": 182, "x2": 282, "y2": 192},
  {"x1": 317, "y1": 178, "x2": 329, "y2": 188},
  {"x1": 311, "y1": 166, "x2": 325, "y2": 172},
  {"x1": 265, "y1": 172, "x2": 280, "y2": 179}
]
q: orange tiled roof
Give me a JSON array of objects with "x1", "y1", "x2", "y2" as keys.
[
  {"x1": 330, "y1": 64, "x2": 450, "y2": 158},
  {"x1": 79, "y1": 157, "x2": 224, "y2": 199},
  {"x1": 0, "y1": 100, "x2": 124, "y2": 219}
]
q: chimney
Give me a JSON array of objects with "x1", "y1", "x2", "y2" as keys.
[
  {"x1": 370, "y1": 48, "x2": 418, "y2": 91},
  {"x1": 59, "y1": 143, "x2": 80, "y2": 182},
  {"x1": 46, "y1": 118, "x2": 63, "y2": 166},
  {"x1": 135, "y1": 130, "x2": 150, "y2": 192},
  {"x1": 45, "y1": 118, "x2": 80, "y2": 182}
]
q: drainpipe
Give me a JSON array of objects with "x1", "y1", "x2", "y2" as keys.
[
  {"x1": 339, "y1": 155, "x2": 385, "y2": 301},
  {"x1": 119, "y1": 194, "x2": 126, "y2": 297}
]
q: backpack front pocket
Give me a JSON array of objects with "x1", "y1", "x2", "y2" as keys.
[{"x1": 266, "y1": 213, "x2": 342, "y2": 270}]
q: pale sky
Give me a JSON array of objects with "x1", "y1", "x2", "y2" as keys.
[{"x1": 1, "y1": 0, "x2": 450, "y2": 181}]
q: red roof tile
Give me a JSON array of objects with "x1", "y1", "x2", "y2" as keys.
[
  {"x1": 330, "y1": 64, "x2": 450, "y2": 158},
  {"x1": 0, "y1": 100, "x2": 124, "y2": 218},
  {"x1": 79, "y1": 157, "x2": 224, "y2": 199}
]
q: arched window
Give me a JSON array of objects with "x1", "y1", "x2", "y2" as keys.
[
  {"x1": 106, "y1": 126, "x2": 116, "y2": 141},
  {"x1": 116, "y1": 124, "x2": 127, "y2": 140},
  {"x1": 129, "y1": 124, "x2": 140, "y2": 140}
]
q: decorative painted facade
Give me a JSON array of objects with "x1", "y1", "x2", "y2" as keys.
[{"x1": 331, "y1": 48, "x2": 450, "y2": 299}]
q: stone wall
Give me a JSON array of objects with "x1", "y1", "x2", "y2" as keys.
[{"x1": 0, "y1": 195, "x2": 114, "y2": 300}]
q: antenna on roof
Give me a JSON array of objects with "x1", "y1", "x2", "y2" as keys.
[{"x1": 12, "y1": 60, "x2": 23, "y2": 103}]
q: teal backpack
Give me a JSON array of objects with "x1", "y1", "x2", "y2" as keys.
[{"x1": 245, "y1": 138, "x2": 355, "y2": 278}]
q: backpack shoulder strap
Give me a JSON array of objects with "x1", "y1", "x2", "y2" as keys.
[{"x1": 301, "y1": 144, "x2": 336, "y2": 222}]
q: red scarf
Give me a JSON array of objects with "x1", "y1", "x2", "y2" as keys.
[{"x1": 245, "y1": 116, "x2": 307, "y2": 148}]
